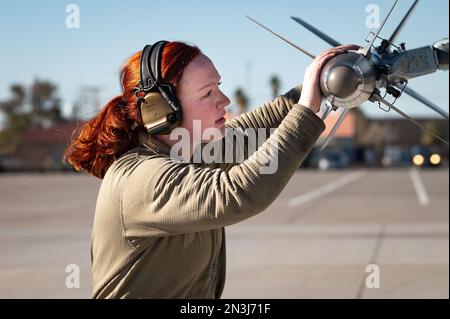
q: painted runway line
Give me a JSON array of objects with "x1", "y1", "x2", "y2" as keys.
[{"x1": 288, "y1": 170, "x2": 367, "y2": 208}]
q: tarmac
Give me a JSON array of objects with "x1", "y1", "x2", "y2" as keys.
[{"x1": 0, "y1": 168, "x2": 448, "y2": 298}]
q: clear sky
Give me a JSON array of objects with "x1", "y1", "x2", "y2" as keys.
[{"x1": 0, "y1": 0, "x2": 448, "y2": 122}]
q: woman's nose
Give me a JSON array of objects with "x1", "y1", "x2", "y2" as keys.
[{"x1": 218, "y1": 91, "x2": 231, "y2": 108}]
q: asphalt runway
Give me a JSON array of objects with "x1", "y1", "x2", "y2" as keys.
[{"x1": 0, "y1": 168, "x2": 448, "y2": 298}]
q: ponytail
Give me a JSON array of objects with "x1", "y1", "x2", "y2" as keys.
[{"x1": 64, "y1": 95, "x2": 136, "y2": 179}]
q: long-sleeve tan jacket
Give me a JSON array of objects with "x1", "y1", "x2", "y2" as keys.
[{"x1": 91, "y1": 84, "x2": 325, "y2": 298}]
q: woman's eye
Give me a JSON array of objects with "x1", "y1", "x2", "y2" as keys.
[{"x1": 202, "y1": 82, "x2": 221, "y2": 98}]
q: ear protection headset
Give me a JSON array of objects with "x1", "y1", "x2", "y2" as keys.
[{"x1": 133, "y1": 41, "x2": 183, "y2": 135}]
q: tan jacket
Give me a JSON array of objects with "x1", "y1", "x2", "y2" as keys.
[{"x1": 90, "y1": 84, "x2": 325, "y2": 298}]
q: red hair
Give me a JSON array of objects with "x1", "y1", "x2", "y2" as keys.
[{"x1": 64, "y1": 41, "x2": 201, "y2": 179}]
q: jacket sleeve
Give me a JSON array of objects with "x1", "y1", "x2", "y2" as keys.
[
  {"x1": 119, "y1": 103, "x2": 325, "y2": 238},
  {"x1": 226, "y1": 84, "x2": 302, "y2": 132},
  {"x1": 195, "y1": 84, "x2": 304, "y2": 171}
]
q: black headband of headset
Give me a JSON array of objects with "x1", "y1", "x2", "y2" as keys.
[
  {"x1": 139, "y1": 40, "x2": 168, "y2": 93},
  {"x1": 136, "y1": 41, "x2": 181, "y2": 113}
]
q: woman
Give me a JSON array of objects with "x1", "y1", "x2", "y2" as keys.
[{"x1": 65, "y1": 41, "x2": 357, "y2": 298}]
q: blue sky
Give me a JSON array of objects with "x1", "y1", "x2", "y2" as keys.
[{"x1": 0, "y1": 0, "x2": 448, "y2": 122}]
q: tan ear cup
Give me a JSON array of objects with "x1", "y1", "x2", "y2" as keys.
[{"x1": 140, "y1": 92, "x2": 181, "y2": 135}]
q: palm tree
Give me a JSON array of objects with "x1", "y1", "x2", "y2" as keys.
[
  {"x1": 420, "y1": 120, "x2": 440, "y2": 146},
  {"x1": 269, "y1": 75, "x2": 281, "y2": 99},
  {"x1": 234, "y1": 88, "x2": 249, "y2": 115}
]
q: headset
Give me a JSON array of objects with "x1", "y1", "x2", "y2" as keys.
[{"x1": 133, "y1": 41, "x2": 183, "y2": 135}]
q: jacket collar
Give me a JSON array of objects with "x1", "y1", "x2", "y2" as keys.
[
  {"x1": 137, "y1": 129, "x2": 206, "y2": 163},
  {"x1": 137, "y1": 129, "x2": 171, "y2": 156}
]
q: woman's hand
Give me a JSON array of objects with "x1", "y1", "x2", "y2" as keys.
[{"x1": 299, "y1": 44, "x2": 360, "y2": 113}]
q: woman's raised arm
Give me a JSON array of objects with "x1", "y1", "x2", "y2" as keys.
[
  {"x1": 117, "y1": 103, "x2": 324, "y2": 239},
  {"x1": 226, "y1": 84, "x2": 303, "y2": 133}
]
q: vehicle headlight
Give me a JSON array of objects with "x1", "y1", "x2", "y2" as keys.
[
  {"x1": 430, "y1": 154, "x2": 441, "y2": 165},
  {"x1": 412, "y1": 154, "x2": 425, "y2": 166}
]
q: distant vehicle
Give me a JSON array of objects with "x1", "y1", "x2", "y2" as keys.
[
  {"x1": 0, "y1": 156, "x2": 23, "y2": 172},
  {"x1": 318, "y1": 152, "x2": 348, "y2": 170},
  {"x1": 382, "y1": 145, "x2": 410, "y2": 167},
  {"x1": 302, "y1": 148, "x2": 349, "y2": 170},
  {"x1": 363, "y1": 148, "x2": 378, "y2": 167},
  {"x1": 410, "y1": 145, "x2": 442, "y2": 168}
]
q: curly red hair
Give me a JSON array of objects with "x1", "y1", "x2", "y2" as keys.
[{"x1": 64, "y1": 41, "x2": 201, "y2": 179}]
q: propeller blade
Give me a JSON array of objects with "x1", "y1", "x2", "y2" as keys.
[
  {"x1": 396, "y1": 84, "x2": 449, "y2": 119},
  {"x1": 246, "y1": 16, "x2": 316, "y2": 59},
  {"x1": 377, "y1": 95, "x2": 449, "y2": 145},
  {"x1": 361, "y1": 0, "x2": 399, "y2": 56},
  {"x1": 290, "y1": 16, "x2": 341, "y2": 47},
  {"x1": 320, "y1": 108, "x2": 350, "y2": 151},
  {"x1": 388, "y1": 0, "x2": 419, "y2": 45}
]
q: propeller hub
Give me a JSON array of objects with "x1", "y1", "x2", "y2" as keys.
[
  {"x1": 433, "y1": 38, "x2": 449, "y2": 70},
  {"x1": 320, "y1": 51, "x2": 377, "y2": 108},
  {"x1": 326, "y1": 65, "x2": 359, "y2": 98}
]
